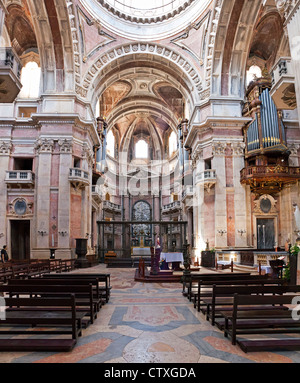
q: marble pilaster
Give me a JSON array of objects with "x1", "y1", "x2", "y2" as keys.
[
  {"x1": 35, "y1": 138, "x2": 54, "y2": 250},
  {"x1": 212, "y1": 143, "x2": 227, "y2": 248},
  {"x1": 0, "y1": 141, "x2": 11, "y2": 249}
]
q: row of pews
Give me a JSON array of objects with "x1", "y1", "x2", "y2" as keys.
[
  {"x1": 0, "y1": 259, "x2": 76, "y2": 283},
  {"x1": 184, "y1": 272, "x2": 300, "y2": 353},
  {"x1": 0, "y1": 266, "x2": 111, "y2": 352}
]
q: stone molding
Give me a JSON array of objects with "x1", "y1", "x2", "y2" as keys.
[
  {"x1": 205, "y1": 0, "x2": 223, "y2": 89},
  {"x1": 275, "y1": 0, "x2": 300, "y2": 24}
]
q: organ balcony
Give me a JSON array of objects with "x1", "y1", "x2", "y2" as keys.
[
  {"x1": 270, "y1": 57, "x2": 296, "y2": 110},
  {"x1": 0, "y1": 47, "x2": 22, "y2": 103},
  {"x1": 240, "y1": 160, "x2": 300, "y2": 195},
  {"x1": 5, "y1": 170, "x2": 35, "y2": 187}
]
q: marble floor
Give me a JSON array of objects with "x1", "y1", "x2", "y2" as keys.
[{"x1": 0, "y1": 265, "x2": 300, "y2": 364}]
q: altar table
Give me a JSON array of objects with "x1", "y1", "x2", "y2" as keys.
[{"x1": 132, "y1": 247, "x2": 152, "y2": 256}]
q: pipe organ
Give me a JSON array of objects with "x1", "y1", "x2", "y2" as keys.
[{"x1": 241, "y1": 74, "x2": 300, "y2": 195}]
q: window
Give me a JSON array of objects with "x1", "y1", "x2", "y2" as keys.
[
  {"x1": 246, "y1": 65, "x2": 262, "y2": 86},
  {"x1": 205, "y1": 158, "x2": 212, "y2": 170},
  {"x1": 135, "y1": 139, "x2": 148, "y2": 159},
  {"x1": 14, "y1": 158, "x2": 33, "y2": 171},
  {"x1": 95, "y1": 101, "x2": 100, "y2": 118},
  {"x1": 169, "y1": 131, "x2": 177, "y2": 157},
  {"x1": 107, "y1": 130, "x2": 115, "y2": 158},
  {"x1": 19, "y1": 61, "x2": 41, "y2": 99},
  {"x1": 74, "y1": 157, "x2": 81, "y2": 168}
]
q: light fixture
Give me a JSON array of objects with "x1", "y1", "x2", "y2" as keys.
[
  {"x1": 238, "y1": 229, "x2": 246, "y2": 236},
  {"x1": 217, "y1": 229, "x2": 227, "y2": 236},
  {"x1": 38, "y1": 230, "x2": 47, "y2": 236},
  {"x1": 59, "y1": 231, "x2": 68, "y2": 237}
]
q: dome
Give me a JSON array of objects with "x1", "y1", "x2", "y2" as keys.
[
  {"x1": 81, "y1": 0, "x2": 211, "y2": 40},
  {"x1": 100, "y1": 0, "x2": 195, "y2": 23}
]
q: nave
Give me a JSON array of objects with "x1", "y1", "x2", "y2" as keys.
[{"x1": 0, "y1": 265, "x2": 299, "y2": 364}]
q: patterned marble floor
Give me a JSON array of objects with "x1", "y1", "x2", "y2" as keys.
[{"x1": 0, "y1": 265, "x2": 300, "y2": 364}]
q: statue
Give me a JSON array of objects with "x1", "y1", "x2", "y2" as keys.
[
  {"x1": 205, "y1": 239, "x2": 210, "y2": 251},
  {"x1": 293, "y1": 203, "x2": 300, "y2": 237},
  {"x1": 156, "y1": 237, "x2": 161, "y2": 249}
]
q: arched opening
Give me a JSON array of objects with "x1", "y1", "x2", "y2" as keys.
[
  {"x1": 246, "y1": 64, "x2": 262, "y2": 87},
  {"x1": 169, "y1": 131, "x2": 177, "y2": 157},
  {"x1": 135, "y1": 139, "x2": 148, "y2": 159},
  {"x1": 106, "y1": 130, "x2": 115, "y2": 158},
  {"x1": 19, "y1": 61, "x2": 41, "y2": 99}
]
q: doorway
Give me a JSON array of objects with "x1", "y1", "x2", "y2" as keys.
[
  {"x1": 257, "y1": 218, "x2": 275, "y2": 250},
  {"x1": 10, "y1": 220, "x2": 30, "y2": 260}
]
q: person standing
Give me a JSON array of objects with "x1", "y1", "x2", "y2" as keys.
[{"x1": 1, "y1": 245, "x2": 9, "y2": 262}]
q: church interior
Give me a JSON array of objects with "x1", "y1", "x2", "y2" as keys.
[{"x1": 1, "y1": 0, "x2": 300, "y2": 364}]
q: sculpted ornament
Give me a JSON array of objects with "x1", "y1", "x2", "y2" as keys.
[
  {"x1": 212, "y1": 142, "x2": 227, "y2": 156},
  {"x1": 35, "y1": 138, "x2": 54, "y2": 154},
  {"x1": 58, "y1": 139, "x2": 73, "y2": 154},
  {"x1": 0, "y1": 141, "x2": 12, "y2": 155}
]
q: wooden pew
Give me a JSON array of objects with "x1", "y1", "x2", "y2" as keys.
[
  {"x1": 0, "y1": 295, "x2": 83, "y2": 351},
  {"x1": 59, "y1": 259, "x2": 76, "y2": 272},
  {"x1": 8, "y1": 277, "x2": 104, "y2": 311},
  {"x1": 203, "y1": 283, "x2": 299, "y2": 326},
  {"x1": 187, "y1": 272, "x2": 254, "y2": 300},
  {"x1": 188, "y1": 273, "x2": 267, "y2": 303},
  {"x1": 42, "y1": 273, "x2": 112, "y2": 303},
  {"x1": 0, "y1": 283, "x2": 97, "y2": 326},
  {"x1": 195, "y1": 278, "x2": 284, "y2": 313},
  {"x1": 221, "y1": 293, "x2": 300, "y2": 352},
  {"x1": 0, "y1": 263, "x2": 14, "y2": 283}
]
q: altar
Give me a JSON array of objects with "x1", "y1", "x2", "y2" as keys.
[
  {"x1": 132, "y1": 247, "x2": 152, "y2": 256},
  {"x1": 160, "y1": 252, "x2": 184, "y2": 271}
]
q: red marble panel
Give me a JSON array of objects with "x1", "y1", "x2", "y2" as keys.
[
  {"x1": 227, "y1": 193, "x2": 235, "y2": 247},
  {"x1": 70, "y1": 193, "x2": 82, "y2": 245}
]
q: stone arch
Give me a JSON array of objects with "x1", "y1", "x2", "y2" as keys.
[
  {"x1": 118, "y1": 112, "x2": 165, "y2": 161},
  {"x1": 25, "y1": 0, "x2": 75, "y2": 93},
  {"x1": 211, "y1": 0, "x2": 263, "y2": 97},
  {"x1": 78, "y1": 42, "x2": 203, "y2": 105}
]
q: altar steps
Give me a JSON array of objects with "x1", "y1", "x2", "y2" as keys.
[{"x1": 134, "y1": 268, "x2": 182, "y2": 283}]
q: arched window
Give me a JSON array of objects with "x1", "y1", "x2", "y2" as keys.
[
  {"x1": 19, "y1": 61, "x2": 41, "y2": 99},
  {"x1": 169, "y1": 131, "x2": 177, "y2": 156},
  {"x1": 106, "y1": 130, "x2": 115, "y2": 158},
  {"x1": 246, "y1": 65, "x2": 262, "y2": 86},
  {"x1": 95, "y1": 101, "x2": 100, "y2": 118},
  {"x1": 135, "y1": 139, "x2": 148, "y2": 159}
]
